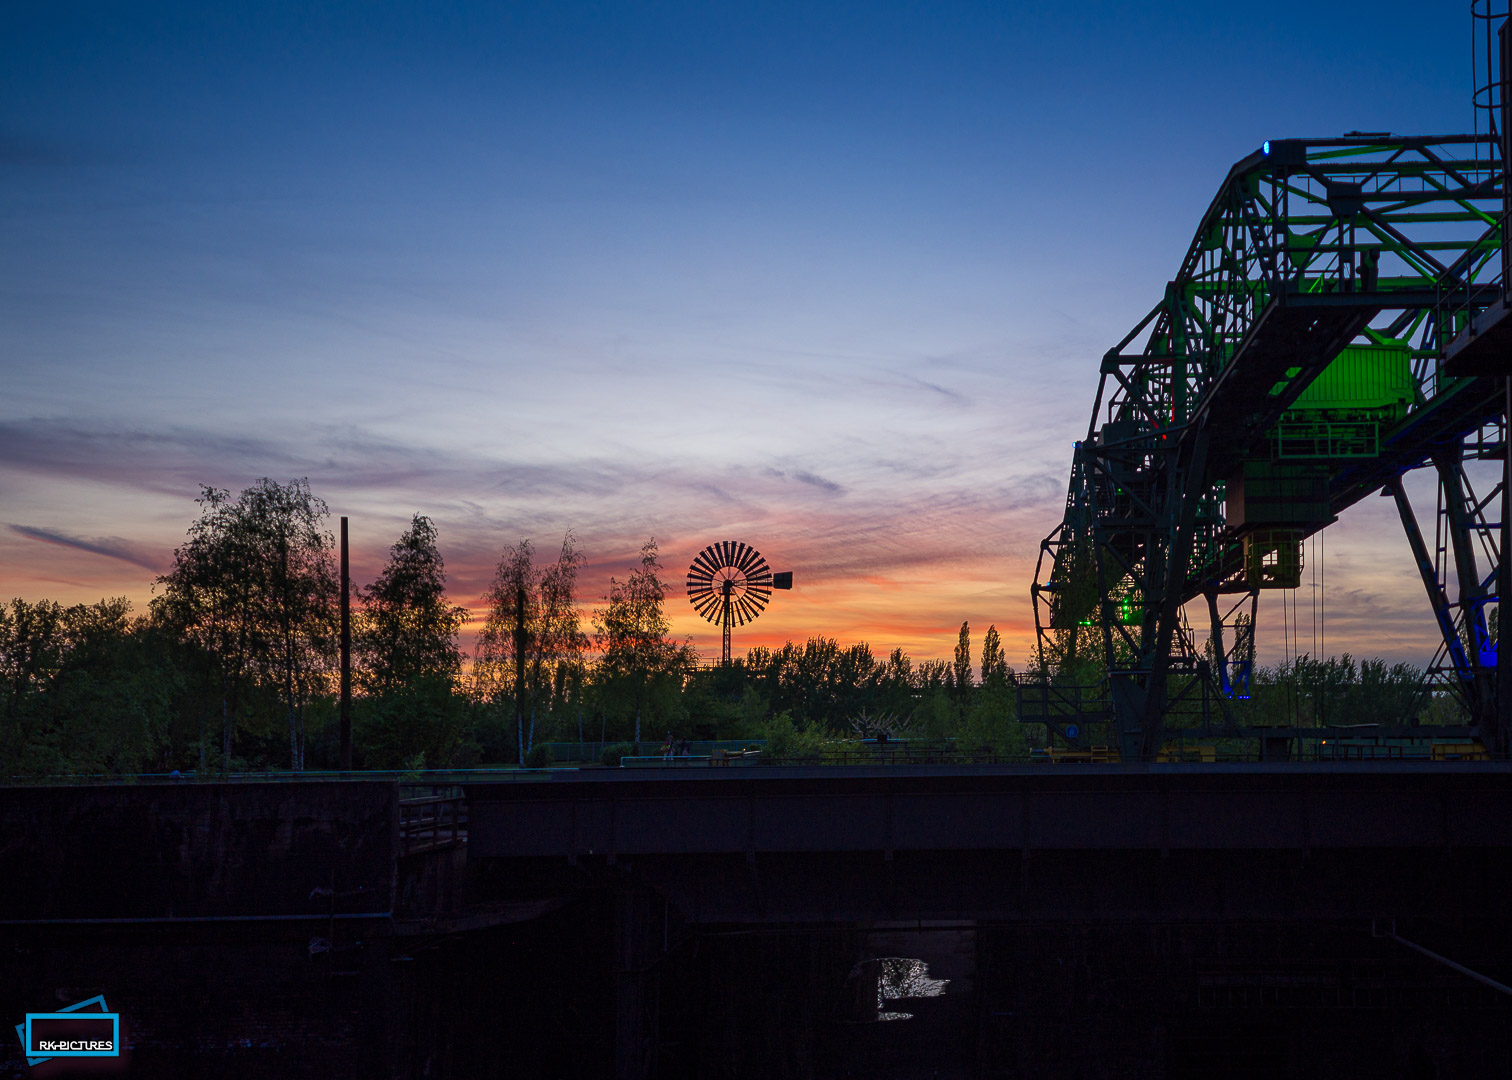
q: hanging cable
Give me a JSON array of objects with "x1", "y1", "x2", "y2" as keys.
[
  {"x1": 1282, "y1": 581, "x2": 1290, "y2": 667},
  {"x1": 1293, "y1": 580, "x2": 1300, "y2": 724},
  {"x1": 1311, "y1": 532, "x2": 1319, "y2": 661},
  {"x1": 1312, "y1": 531, "x2": 1320, "y2": 727},
  {"x1": 1285, "y1": 582, "x2": 1293, "y2": 723}
]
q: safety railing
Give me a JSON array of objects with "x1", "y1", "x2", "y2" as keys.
[
  {"x1": 398, "y1": 793, "x2": 467, "y2": 855},
  {"x1": 1434, "y1": 209, "x2": 1508, "y2": 368},
  {"x1": 1015, "y1": 678, "x2": 1114, "y2": 724}
]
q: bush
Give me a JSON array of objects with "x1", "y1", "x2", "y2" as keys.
[
  {"x1": 352, "y1": 678, "x2": 478, "y2": 770},
  {"x1": 524, "y1": 744, "x2": 554, "y2": 769},
  {"x1": 601, "y1": 741, "x2": 637, "y2": 767},
  {"x1": 762, "y1": 713, "x2": 838, "y2": 763},
  {"x1": 956, "y1": 688, "x2": 1027, "y2": 757}
]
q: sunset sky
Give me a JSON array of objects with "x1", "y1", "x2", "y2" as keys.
[{"x1": 0, "y1": 1, "x2": 1478, "y2": 669}]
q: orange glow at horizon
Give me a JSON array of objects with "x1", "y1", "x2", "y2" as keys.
[{"x1": 0, "y1": 478, "x2": 1451, "y2": 675}]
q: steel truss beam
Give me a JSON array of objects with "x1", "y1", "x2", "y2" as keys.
[{"x1": 1034, "y1": 133, "x2": 1508, "y2": 760}]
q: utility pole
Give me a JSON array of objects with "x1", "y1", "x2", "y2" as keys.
[
  {"x1": 515, "y1": 579, "x2": 527, "y2": 763},
  {"x1": 340, "y1": 517, "x2": 352, "y2": 771}
]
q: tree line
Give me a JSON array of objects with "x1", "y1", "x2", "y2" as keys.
[
  {"x1": 3, "y1": 478, "x2": 1448, "y2": 776},
  {"x1": 1, "y1": 478, "x2": 1031, "y2": 776}
]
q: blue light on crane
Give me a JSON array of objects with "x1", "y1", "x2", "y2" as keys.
[{"x1": 1262, "y1": 140, "x2": 1271, "y2": 155}]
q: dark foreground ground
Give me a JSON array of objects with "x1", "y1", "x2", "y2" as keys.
[
  {"x1": 3, "y1": 773, "x2": 1510, "y2": 1077},
  {"x1": 7, "y1": 901, "x2": 1510, "y2": 1077}
]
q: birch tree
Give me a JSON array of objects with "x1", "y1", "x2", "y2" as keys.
[
  {"x1": 154, "y1": 479, "x2": 337, "y2": 771},
  {"x1": 476, "y1": 533, "x2": 587, "y2": 762},
  {"x1": 593, "y1": 538, "x2": 693, "y2": 744}
]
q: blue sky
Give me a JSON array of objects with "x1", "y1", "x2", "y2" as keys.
[{"x1": 0, "y1": 1, "x2": 1480, "y2": 666}]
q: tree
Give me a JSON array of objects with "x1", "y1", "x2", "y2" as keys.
[
  {"x1": 154, "y1": 479, "x2": 337, "y2": 771},
  {"x1": 916, "y1": 659, "x2": 951, "y2": 694},
  {"x1": 539, "y1": 535, "x2": 590, "y2": 744},
  {"x1": 152, "y1": 488, "x2": 253, "y2": 770},
  {"x1": 349, "y1": 515, "x2": 474, "y2": 769},
  {"x1": 953, "y1": 621, "x2": 973, "y2": 698},
  {"x1": 356, "y1": 515, "x2": 468, "y2": 695},
  {"x1": 0, "y1": 598, "x2": 184, "y2": 776},
  {"x1": 45, "y1": 600, "x2": 183, "y2": 775},
  {"x1": 476, "y1": 540, "x2": 538, "y2": 763},
  {"x1": 0, "y1": 599, "x2": 68, "y2": 705},
  {"x1": 980, "y1": 625, "x2": 1008, "y2": 687},
  {"x1": 742, "y1": 637, "x2": 885, "y2": 730},
  {"x1": 594, "y1": 538, "x2": 693, "y2": 744},
  {"x1": 476, "y1": 533, "x2": 589, "y2": 762}
]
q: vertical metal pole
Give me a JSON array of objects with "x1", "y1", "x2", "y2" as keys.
[
  {"x1": 1501, "y1": 21, "x2": 1509, "y2": 291},
  {"x1": 720, "y1": 579, "x2": 733, "y2": 666},
  {"x1": 1500, "y1": 379, "x2": 1511, "y2": 756},
  {"x1": 515, "y1": 581, "x2": 527, "y2": 761},
  {"x1": 1498, "y1": 21, "x2": 1511, "y2": 758},
  {"x1": 339, "y1": 516, "x2": 352, "y2": 771}
]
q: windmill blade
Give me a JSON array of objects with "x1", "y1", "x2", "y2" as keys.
[
  {"x1": 687, "y1": 584, "x2": 714, "y2": 603},
  {"x1": 686, "y1": 563, "x2": 715, "y2": 585},
  {"x1": 721, "y1": 540, "x2": 738, "y2": 569},
  {"x1": 734, "y1": 542, "x2": 759, "y2": 573},
  {"x1": 691, "y1": 549, "x2": 723, "y2": 578},
  {"x1": 692, "y1": 595, "x2": 723, "y2": 622}
]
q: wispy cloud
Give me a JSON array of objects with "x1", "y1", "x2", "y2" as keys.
[
  {"x1": 0, "y1": 411, "x2": 1073, "y2": 660},
  {"x1": 8, "y1": 524, "x2": 164, "y2": 573},
  {"x1": 765, "y1": 467, "x2": 844, "y2": 494},
  {"x1": 908, "y1": 376, "x2": 969, "y2": 404}
]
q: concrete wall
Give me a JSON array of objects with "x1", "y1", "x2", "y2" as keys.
[{"x1": 0, "y1": 781, "x2": 397, "y2": 921}]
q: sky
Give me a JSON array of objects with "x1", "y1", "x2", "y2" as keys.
[{"x1": 0, "y1": 0, "x2": 1486, "y2": 670}]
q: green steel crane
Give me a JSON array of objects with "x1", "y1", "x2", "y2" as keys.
[{"x1": 1030, "y1": 37, "x2": 1512, "y2": 760}]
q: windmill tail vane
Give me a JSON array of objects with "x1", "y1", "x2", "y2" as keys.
[{"x1": 685, "y1": 540, "x2": 793, "y2": 665}]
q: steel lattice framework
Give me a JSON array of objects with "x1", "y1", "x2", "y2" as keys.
[{"x1": 1032, "y1": 125, "x2": 1512, "y2": 760}]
